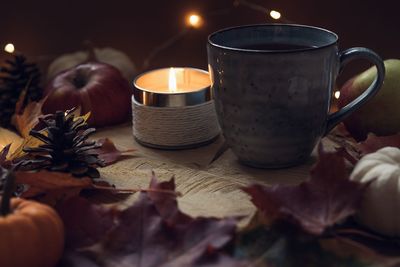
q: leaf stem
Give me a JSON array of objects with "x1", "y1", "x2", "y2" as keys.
[{"x1": 92, "y1": 184, "x2": 182, "y2": 197}]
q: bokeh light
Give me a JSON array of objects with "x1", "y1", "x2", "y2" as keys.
[
  {"x1": 269, "y1": 10, "x2": 281, "y2": 20},
  {"x1": 186, "y1": 13, "x2": 203, "y2": 28},
  {"x1": 4, "y1": 43, "x2": 15, "y2": 53}
]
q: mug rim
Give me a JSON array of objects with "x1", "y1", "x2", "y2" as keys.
[{"x1": 208, "y1": 23, "x2": 339, "y2": 53}]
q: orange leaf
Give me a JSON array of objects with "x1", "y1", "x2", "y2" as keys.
[
  {"x1": 12, "y1": 97, "x2": 47, "y2": 138},
  {"x1": 15, "y1": 170, "x2": 93, "y2": 205},
  {"x1": 14, "y1": 169, "x2": 136, "y2": 206}
]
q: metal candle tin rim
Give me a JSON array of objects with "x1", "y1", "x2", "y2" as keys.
[{"x1": 133, "y1": 67, "x2": 212, "y2": 107}]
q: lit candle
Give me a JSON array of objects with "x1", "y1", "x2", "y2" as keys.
[
  {"x1": 132, "y1": 67, "x2": 220, "y2": 149},
  {"x1": 168, "y1": 67, "x2": 178, "y2": 92},
  {"x1": 134, "y1": 67, "x2": 211, "y2": 107}
]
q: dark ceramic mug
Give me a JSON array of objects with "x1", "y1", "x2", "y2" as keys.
[{"x1": 207, "y1": 24, "x2": 385, "y2": 168}]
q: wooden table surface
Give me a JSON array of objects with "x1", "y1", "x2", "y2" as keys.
[{"x1": 95, "y1": 124, "x2": 323, "y2": 224}]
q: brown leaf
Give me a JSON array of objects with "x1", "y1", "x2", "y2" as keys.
[
  {"x1": 331, "y1": 223, "x2": 400, "y2": 264},
  {"x1": 15, "y1": 170, "x2": 93, "y2": 204},
  {"x1": 12, "y1": 96, "x2": 47, "y2": 138},
  {"x1": 57, "y1": 196, "x2": 117, "y2": 249},
  {"x1": 243, "y1": 145, "x2": 368, "y2": 235},
  {"x1": 59, "y1": 176, "x2": 240, "y2": 267},
  {"x1": 58, "y1": 251, "x2": 100, "y2": 267},
  {"x1": 357, "y1": 133, "x2": 400, "y2": 156},
  {"x1": 14, "y1": 170, "x2": 128, "y2": 205},
  {"x1": 147, "y1": 172, "x2": 192, "y2": 224},
  {"x1": 93, "y1": 138, "x2": 135, "y2": 166},
  {"x1": 0, "y1": 127, "x2": 24, "y2": 155},
  {"x1": 0, "y1": 144, "x2": 11, "y2": 166},
  {"x1": 321, "y1": 236, "x2": 400, "y2": 267},
  {"x1": 8, "y1": 134, "x2": 44, "y2": 161},
  {"x1": 325, "y1": 123, "x2": 361, "y2": 164}
]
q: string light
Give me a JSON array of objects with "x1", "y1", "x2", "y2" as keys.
[
  {"x1": 141, "y1": 0, "x2": 292, "y2": 69},
  {"x1": 334, "y1": 91, "x2": 341, "y2": 99},
  {"x1": 2, "y1": 1, "x2": 291, "y2": 70},
  {"x1": 142, "y1": 12, "x2": 204, "y2": 69},
  {"x1": 187, "y1": 13, "x2": 204, "y2": 28},
  {"x1": 269, "y1": 10, "x2": 281, "y2": 20},
  {"x1": 4, "y1": 43, "x2": 15, "y2": 54},
  {"x1": 234, "y1": 0, "x2": 291, "y2": 23}
]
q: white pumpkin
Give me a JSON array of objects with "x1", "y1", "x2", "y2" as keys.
[
  {"x1": 350, "y1": 146, "x2": 400, "y2": 237},
  {"x1": 47, "y1": 47, "x2": 136, "y2": 82}
]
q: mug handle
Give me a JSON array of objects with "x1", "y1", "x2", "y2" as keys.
[{"x1": 324, "y1": 47, "x2": 385, "y2": 135}]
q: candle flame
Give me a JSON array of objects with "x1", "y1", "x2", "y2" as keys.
[
  {"x1": 4, "y1": 43, "x2": 15, "y2": 54},
  {"x1": 169, "y1": 68, "x2": 177, "y2": 92}
]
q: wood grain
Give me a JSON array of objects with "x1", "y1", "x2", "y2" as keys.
[{"x1": 94, "y1": 124, "x2": 322, "y2": 223}]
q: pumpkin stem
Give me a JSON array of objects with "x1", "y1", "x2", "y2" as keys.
[{"x1": 0, "y1": 169, "x2": 15, "y2": 216}]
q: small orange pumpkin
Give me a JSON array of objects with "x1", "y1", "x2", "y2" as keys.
[{"x1": 0, "y1": 169, "x2": 64, "y2": 267}]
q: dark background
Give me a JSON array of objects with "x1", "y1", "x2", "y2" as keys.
[{"x1": 1, "y1": 0, "x2": 399, "y2": 83}]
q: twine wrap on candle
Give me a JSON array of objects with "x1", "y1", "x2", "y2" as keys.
[{"x1": 132, "y1": 97, "x2": 220, "y2": 149}]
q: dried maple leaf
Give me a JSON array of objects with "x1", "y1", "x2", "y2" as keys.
[
  {"x1": 93, "y1": 138, "x2": 135, "y2": 166},
  {"x1": 15, "y1": 170, "x2": 94, "y2": 204},
  {"x1": 59, "y1": 176, "x2": 241, "y2": 267},
  {"x1": 12, "y1": 96, "x2": 47, "y2": 138},
  {"x1": 57, "y1": 196, "x2": 117, "y2": 249},
  {"x1": 357, "y1": 133, "x2": 400, "y2": 156},
  {"x1": 14, "y1": 170, "x2": 134, "y2": 205},
  {"x1": 325, "y1": 123, "x2": 361, "y2": 164},
  {"x1": 0, "y1": 127, "x2": 24, "y2": 155},
  {"x1": 8, "y1": 134, "x2": 44, "y2": 161},
  {"x1": 243, "y1": 145, "x2": 368, "y2": 235},
  {"x1": 147, "y1": 172, "x2": 192, "y2": 224},
  {"x1": 235, "y1": 224, "x2": 375, "y2": 267}
]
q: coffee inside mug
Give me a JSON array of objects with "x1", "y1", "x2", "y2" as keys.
[{"x1": 209, "y1": 24, "x2": 338, "y2": 52}]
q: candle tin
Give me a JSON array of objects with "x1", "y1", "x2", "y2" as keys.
[{"x1": 132, "y1": 68, "x2": 220, "y2": 149}]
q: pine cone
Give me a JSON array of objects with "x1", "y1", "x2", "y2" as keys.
[
  {"x1": 22, "y1": 109, "x2": 104, "y2": 178},
  {"x1": 0, "y1": 54, "x2": 42, "y2": 127}
]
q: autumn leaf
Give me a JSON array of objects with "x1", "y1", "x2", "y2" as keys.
[
  {"x1": 12, "y1": 96, "x2": 47, "y2": 138},
  {"x1": 0, "y1": 127, "x2": 24, "y2": 155},
  {"x1": 57, "y1": 196, "x2": 117, "y2": 249},
  {"x1": 93, "y1": 138, "x2": 135, "y2": 166},
  {"x1": 58, "y1": 176, "x2": 241, "y2": 267},
  {"x1": 14, "y1": 170, "x2": 134, "y2": 205},
  {"x1": 325, "y1": 123, "x2": 361, "y2": 164},
  {"x1": 357, "y1": 133, "x2": 400, "y2": 156},
  {"x1": 321, "y1": 221, "x2": 400, "y2": 266},
  {"x1": 235, "y1": 224, "x2": 373, "y2": 267},
  {"x1": 326, "y1": 124, "x2": 400, "y2": 162},
  {"x1": 243, "y1": 145, "x2": 368, "y2": 235},
  {"x1": 147, "y1": 172, "x2": 192, "y2": 224},
  {"x1": 0, "y1": 144, "x2": 11, "y2": 166},
  {"x1": 8, "y1": 134, "x2": 44, "y2": 161},
  {"x1": 15, "y1": 170, "x2": 94, "y2": 203}
]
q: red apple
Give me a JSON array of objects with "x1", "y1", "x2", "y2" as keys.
[{"x1": 43, "y1": 62, "x2": 132, "y2": 127}]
